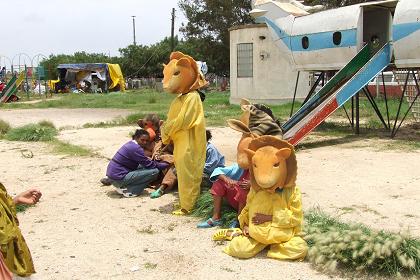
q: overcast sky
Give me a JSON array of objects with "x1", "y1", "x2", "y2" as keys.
[{"x1": 1, "y1": 0, "x2": 186, "y2": 66}]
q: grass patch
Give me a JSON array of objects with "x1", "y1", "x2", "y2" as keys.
[
  {"x1": 3, "y1": 121, "x2": 97, "y2": 157},
  {"x1": 0, "y1": 119, "x2": 11, "y2": 136},
  {"x1": 193, "y1": 192, "x2": 420, "y2": 277},
  {"x1": 15, "y1": 204, "x2": 32, "y2": 213},
  {"x1": 191, "y1": 191, "x2": 237, "y2": 227},
  {"x1": 50, "y1": 140, "x2": 97, "y2": 157},
  {"x1": 5, "y1": 122, "x2": 57, "y2": 141},
  {"x1": 4, "y1": 90, "x2": 418, "y2": 144}
]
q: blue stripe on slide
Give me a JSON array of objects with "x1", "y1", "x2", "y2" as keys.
[
  {"x1": 336, "y1": 43, "x2": 391, "y2": 106},
  {"x1": 261, "y1": 16, "x2": 357, "y2": 51}
]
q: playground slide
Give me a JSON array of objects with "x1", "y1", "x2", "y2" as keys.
[
  {"x1": 0, "y1": 72, "x2": 25, "y2": 103},
  {"x1": 282, "y1": 45, "x2": 371, "y2": 133},
  {"x1": 283, "y1": 42, "x2": 392, "y2": 145}
]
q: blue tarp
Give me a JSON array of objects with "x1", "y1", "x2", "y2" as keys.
[{"x1": 57, "y1": 63, "x2": 108, "y2": 71}]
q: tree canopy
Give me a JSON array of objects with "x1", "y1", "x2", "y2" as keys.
[{"x1": 178, "y1": 0, "x2": 254, "y2": 75}]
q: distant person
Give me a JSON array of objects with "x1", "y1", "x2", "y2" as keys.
[
  {"x1": 0, "y1": 67, "x2": 6, "y2": 81},
  {"x1": 104, "y1": 129, "x2": 169, "y2": 198},
  {"x1": 0, "y1": 183, "x2": 42, "y2": 279}
]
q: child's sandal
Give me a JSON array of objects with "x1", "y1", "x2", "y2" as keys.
[{"x1": 212, "y1": 228, "x2": 242, "y2": 241}]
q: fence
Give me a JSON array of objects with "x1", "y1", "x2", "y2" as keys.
[{"x1": 126, "y1": 74, "x2": 230, "y2": 92}]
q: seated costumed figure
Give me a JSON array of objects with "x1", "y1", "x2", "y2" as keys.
[{"x1": 223, "y1": 136, "x2": 308, "y2": 260}]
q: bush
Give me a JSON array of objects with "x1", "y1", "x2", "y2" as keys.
[
  {"x1": 5, "y1": 124, "x2": 58, "y2": 141},
  {"x1": 0, "y1": 119, "x2": 11, "y2": 136},
  {"x1": 304, "y1": 210, "x2": 420, "y2": 276},
  {"x1": 37, "y1": 120, "x2": 56, "y2": 129}
]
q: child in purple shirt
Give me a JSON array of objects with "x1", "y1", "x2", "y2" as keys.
[{"x1": 105, "y1": 129, "x2": 169, "y2": 197}]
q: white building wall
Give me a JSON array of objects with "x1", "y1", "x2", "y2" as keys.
[{"x1": 230, "y1": 24, "x2": 309, "y2": 104}]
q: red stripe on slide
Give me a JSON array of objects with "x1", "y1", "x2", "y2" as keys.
[{"x1": 289, "y1": 99, "x2": 339, "y2": 145}]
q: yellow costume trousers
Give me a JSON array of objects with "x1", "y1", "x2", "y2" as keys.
[
  {"x1": 224, "y1": 235, "x2": 307, "y2": 260},
  {"x1": 161, "y1": 91, "x2": 206, "y2": 211}
]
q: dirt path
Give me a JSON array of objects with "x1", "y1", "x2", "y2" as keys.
[
  {"x1": 0, "y1": 108, "x2": 134, "y2": 128},
  {"x1": 1, "y1": 109, "x2": 419, "y2": 279}
]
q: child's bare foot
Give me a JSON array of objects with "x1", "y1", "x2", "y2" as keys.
[{"x1": 13, "y1": 188, "x2": 42, "y2": 206}]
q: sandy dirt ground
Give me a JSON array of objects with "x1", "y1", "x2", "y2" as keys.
[{"x1": 1, "y1": 109, "x2": 419, "y2": 280}]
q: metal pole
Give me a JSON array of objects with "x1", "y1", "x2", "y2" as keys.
[
  {"x1": 171, "y1": 8, "x2": 175, "y2": 51},
  {"x1": 132, "y1": 16, "x2": 137, "y2": 45},
  {"x1": 381, "y1": 71, "x2": 390, "y2": 129},
  {"x1": 362, "y1": 86, "x2": 388, "y2": 129},
  {"x1": 355, "y1": 92, "x2": 360, "y2": 135},
  {"x1": 391, "y1": 70, "x2": 410, "y2": 137},
  {"x1": 24, "y1": 64, "x2": 29, "y2": 100},
  {"x1": 290, "y1": 71, "x2": 300, "y2": 117}
]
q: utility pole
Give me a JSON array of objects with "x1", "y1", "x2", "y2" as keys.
[
  {"x1": 171, "y1": 8, "x2": 175, "y2": 51},
  {"x1": 131, "y1": 16, "x2": 137, "y2": 45}
]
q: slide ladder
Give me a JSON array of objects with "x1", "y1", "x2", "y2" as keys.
[{"x1": 283, "y1": 42, "x2": 391, "y2": 145}]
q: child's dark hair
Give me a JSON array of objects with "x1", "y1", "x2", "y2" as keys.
[
  {"x1": 143, "y1": 114, "x2": 161, "y2": 128},
  {"x1": 206, "y1": 129, "x2": 212, "y2": 141},
  {"x1": 132, "y1": 129, "x2": 150, "y2": 140}
]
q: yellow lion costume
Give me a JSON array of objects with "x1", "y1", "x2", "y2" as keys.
[
  {"x1": 223, "y1": 136, "x2": 308, "y2": 260},
  {"x1": 161, "y1": 51, "x2": 208, "y2": 215}
]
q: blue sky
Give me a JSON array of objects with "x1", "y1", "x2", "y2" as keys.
[{"x1": 1, "y1": 0, "x2": 186, "y2": 66}]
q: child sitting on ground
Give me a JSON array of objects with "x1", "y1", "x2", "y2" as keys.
[{"x1": 197, "y1": 162, "x2": 250, "y2": 228}]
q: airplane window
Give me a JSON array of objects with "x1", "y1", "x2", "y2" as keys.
[
  {"x1": 302, "y1": 36, "x2": 309, "y2": 49},
  {"x1": 333, "y1": 32, "x2": 342, "y2": 46}
]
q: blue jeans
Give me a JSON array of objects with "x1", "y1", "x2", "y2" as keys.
[{"x1": 111, "y1": 168, "x2": 159, "y2": 195}]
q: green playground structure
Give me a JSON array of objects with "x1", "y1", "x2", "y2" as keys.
[{"x1": 0, "y1": 71, "x2": 24, "y2": 103}]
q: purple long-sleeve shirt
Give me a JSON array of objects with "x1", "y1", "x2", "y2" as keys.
[{"x1": 106, "y1": 140, "x2": 168, "y2": 180}]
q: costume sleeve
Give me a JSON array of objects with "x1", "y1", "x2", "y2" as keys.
[
  {"x1": 209, "y1": 164, "x2": 243, "y2": 182},
  {"x1": 238, "y1": 188, "x2": 255, "y2": 228},
  {"x1": 161, "y1": 92, "x2": 202, "y2": 144},
  {"x1": 271, "y1": 187, "x2": 303, "y2": 228}
]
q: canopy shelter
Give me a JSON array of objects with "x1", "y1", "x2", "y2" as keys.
[{"x1": 54, "y1": 63, "x2": 125, "y2": 93}]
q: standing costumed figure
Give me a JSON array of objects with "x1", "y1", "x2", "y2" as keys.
[
  {"x1": 161, "y1": 51, "x2": 208, "y2": 215},
  {"x1": 223, "y1": 136, "x2": 308, "y2": 260}
]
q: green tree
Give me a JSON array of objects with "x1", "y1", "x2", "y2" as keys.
[
  {"x1": 118, "y1": 36, "x2": 201, "y2": 78},
  {"x1": 178, "y1": 0, "x2": 254, "y2": 75}
]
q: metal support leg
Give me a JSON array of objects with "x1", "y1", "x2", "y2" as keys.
[
  {"x1": 290, "y1": 71, "x2": 300, "y2": 117},
  {"x1": 351, "y1": 96, "x2": 354, "y2": 128},
  {"x1": 381, "y1": 72, "x2": 391, "y2": 129},
  {"x1": 392, "y1": 70, "x2": 420, "y2": 137},
  {"x1": 356, "y1": 92, "x2": 360, "y2": 135},
  {"x1": 391, "y1": 70, "x2": 410, "y2": 137},
  {"x1": 302, "y1": 72, "x2": 324, "y2": 107},
  {"x1": 362, "y1": 86, "x2": 388, "y2": 129}
]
